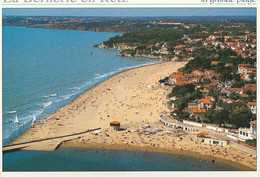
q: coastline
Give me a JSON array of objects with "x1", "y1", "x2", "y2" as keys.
[
  {"x1": 62, "y1": 140, "x2": 254, "y2": 171},
  {"x1": 11, "y1": 61, "x2": 185, "y2": 143},
  {"x1": 6, "y1": 60, "x2": 161, "y2": 143},
  {"x1": 7, "y1": 61, "x2": 256, "y2": 171}
]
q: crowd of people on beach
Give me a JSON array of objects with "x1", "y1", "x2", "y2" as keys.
[{"x1": 12, "y1": 62, "x2": 256, "y2": 170}]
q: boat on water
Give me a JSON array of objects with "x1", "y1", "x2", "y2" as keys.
[
  {"x1": 14, "y1": 114, "x2": 23, "y2": 125},
  {"x1": 14, "y1": 114, "x2": 19, "y2": 124}
]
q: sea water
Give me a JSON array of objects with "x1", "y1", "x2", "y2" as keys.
[
  {"x1": 2, "y1": 26, "x2": 157, "y2": 144},
  {"x1": 3, "y1": 148, "x2": 242, "y2": 171}
]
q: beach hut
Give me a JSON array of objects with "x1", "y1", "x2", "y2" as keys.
[
  {"x1": 110, "y1": 121, "x2": 120, "y2": 131},
  {"x1": 197, "y1": 132, "x2": 209, "y2": 136}
]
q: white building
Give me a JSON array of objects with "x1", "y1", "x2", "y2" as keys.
[
  {"x1": 238, "y1": 120, "x2": 257, "y2": 141},
  {"x1": 247, "y1": 102, "x2": 257, "y2": 114}
]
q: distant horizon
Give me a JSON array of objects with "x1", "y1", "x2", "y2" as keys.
[
  {"x1": 3, "y1": 15, "x2": 257, "y2": 17},
  {"x1": 3, "y1": 8, "x2": 256, "y2": 17}
]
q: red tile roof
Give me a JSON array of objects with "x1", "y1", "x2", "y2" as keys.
[
  {"x1": 174, "y1": 75, "x2": 186, "y2": 80},
  {"x1": 188, "y1": 105, "x2": 198, "y2": 109},
  {"x1": 244, "y1": 84, "x2": 256, "y2": 92},
  {"x1": 213, "y1": 74, "x2": 221, "y2": 78},
  {"x1": 192, "y1": 70, "x2": 204, "y2": 75},
  {"x1": 176, "y1": 81, "x2": 193, "y2": 86},
  {"x1": 110, "y1": 121, "x2": 120, "y2": 125},
  {"x1": 240, "y1": 94, "x2": 249, "y2": 98},
  {"x1": 225, "y1": 63, "x2": 233, "y2": 67},
  {"x1": 238, "y1": 64, "x2": 249, "y2": 67},
  {"x1": 211, "y1": 61, "x2": 219, "y2": 65},
  {"x1": 228, "y1": 88, "x2": 243, "y2": 92},
  {"x1": 182, "y1": 109, "x2": 188, "y2": 112},
  {"x1": 197, "y1": 132, "x2": 209, "y2": 136},
  {"x1": 209, "y1": 82, "x2": 218, "y2": 86},
  {"x1": 200, "y1": 98, "x2": 213, "y2": 104},
  {"x1": 247, "y1": 102, "x2": 256, "y2": 106},
  {"x1": 201, "y1": 89, "x2": 209, "y2": 92},
  {"x1": 193, "y1": 109, "x2": 206, "y2": 113}
]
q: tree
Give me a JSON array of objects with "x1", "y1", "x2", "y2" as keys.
[
  {"x1": 229, "y1": 93, "x2": 240, "y2": 100},
  {"x1": 213, "y1": 109, "x2": 229, "y2": 126},
  {"x1": 206, "y1": 108, "x2": 215, "y2": 123},
  {"x1": 249, "y1": 73, "x2": 255, "y2": 81},
  {"x1": 229, "y1": 106, "x2": 255, "y2": 128},
  {"x1": 189, "y1": 90, "x2": 203, "y2": 100},
  {"x1": 233, "y1": 74, "x2": 241, "y2": 82}
]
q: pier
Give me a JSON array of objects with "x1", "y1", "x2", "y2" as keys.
[{"x1": 3, "y1": 128, "x2": 101, "y2": 153}]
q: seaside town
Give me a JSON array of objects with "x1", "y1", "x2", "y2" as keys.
[
  {"x1": 96, "y1": 19, "x2": 257, "y2": 169},
  {"x1": 3, "y1": 16, "x2": 257, "y2": 170}
]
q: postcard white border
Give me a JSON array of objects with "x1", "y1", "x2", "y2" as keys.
[{"x1": 0, "y1": 1, "x2": 259, "y2": 177}]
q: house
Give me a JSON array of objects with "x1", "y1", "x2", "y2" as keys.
[
  {"x1": 191, "y1": 70, "x2": 204, "y2": 76},
  {"x1": 204, "y1": 95, "x2": 216, "y2": 102},
  {"x1": 168, "y1": 72, "x2": 185, "y2": 84},
  {"x1": 213, "y1": 73, "x2": 221, "y2": 79},
  {"x1": 206, "y1": 82, "x2": 220, "y2": 92},
  {"x1": 110, "y1": 121, "x2": 121, "y2": 131},
  {"x1": 244, "y1": 84, "x2": 256, "y2": 93},
  {"x1": 247, "y1": 102, "x2": 256, "y2": 114},
  {"x1": 188, "y1": 105, "x2": 198, "y2": 114},
  {"x1": 238, "y1": 66, "x2": 256, "y2": 75},
  {"x1": 237, "y1": 67, "x2": 247, "y2": 74},
  {"x1": 238, "y1": 127, "x2": 254, "y2": 142},
  {"x1": 211, "y1": 61, "x2": 219, "y2": 66},
  {"x1": 204, "y1": 69, "x2": 215, "y2": 77},
  {"x1": 197, "y1": 133, "x2": 229, "y2": 147},
  {"x1": 240, "y1": 94, "x2": 249, "y2": 98},
  {"x1": 250, "y1": 120, "x2": 257, "y2": 139},
  {"x1": 221, "y1": 88, "x2": 230, "y2": 96},
  {"x1": 227, "y1": 88, "x2": 243, "y2": 95},
  {"x1": 200, "y1": 88, "x2": 209, "y2": 95},
  {"x1": 238, "y1": 64, "x2": 249, "y2": 68},
  {"x1": 183, "y1": 120, "x2": 203, "y2": 127},
  {"x1": 224, "y1": 63, "x2": 233, "y2": 67},
  {"x1": 193, "y1": 109, "x2": 206, "y2": 119},
  {"x1": 197, "y1": 98, "x2": 213, "y2": 110},
  {"x1": 237, "y1": 64, "x2": 249, "y2": 74},
  {"x1": 223, "y1": 98, "x2": 234, "y2": 104},
  {"x1": 241, "y1": 73, "x2": 256, "y2": 81},
  {"x1": 192, "y1": 76, "x2": 203, "y2": 83},
  {"x1": 224, "y1": 81, "x2": 233, "y2": 88},
  {"x1": 247, "y1": 68, "x2": 257, "y2": 73},
  {"x1": 176, "y1": 81, "x2": 193, "y2": 86}
]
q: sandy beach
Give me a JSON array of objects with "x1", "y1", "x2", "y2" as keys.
[
  {"x1": 13, "y1": 61, "x2": 184, "y2": 143},
  {"x1": 10, "y1": 61, "x2": 256, "y2": 170}
]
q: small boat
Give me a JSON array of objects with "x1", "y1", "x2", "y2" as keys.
[
  {"x1": 14, "y1": 114, "x2": 19, "y2": 124},
  {"x1": 14, "y1": 114, "x2": 24, "y2": 125}
]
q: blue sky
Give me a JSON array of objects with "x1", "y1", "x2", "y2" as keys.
[{"x1": 3, "y1": 8, "x2": 256, "y2": 17}]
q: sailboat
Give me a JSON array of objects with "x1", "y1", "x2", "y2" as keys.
[{"x1": 14, "y1": 114, "x2": 19, "y2": 124}]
